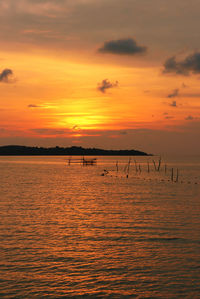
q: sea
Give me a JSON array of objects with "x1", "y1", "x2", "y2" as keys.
[{"x1": 0, "y1": 155, "x2": 199, "y2": 298}]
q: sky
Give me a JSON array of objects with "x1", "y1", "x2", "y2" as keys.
[{"x1": 0, "y1": 0, "x2": 200, "y2": 155}]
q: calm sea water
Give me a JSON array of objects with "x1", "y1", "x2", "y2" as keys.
[{"x1": 0, "y1": 155, "x2": 199, "y2": 298}]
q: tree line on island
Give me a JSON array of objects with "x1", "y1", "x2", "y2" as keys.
[{"x1": 0, "y1": 145, "x2": 150, "y2": 156}]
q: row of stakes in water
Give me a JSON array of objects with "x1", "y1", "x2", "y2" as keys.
[{"x1": 102, "y1": 157, "x2": 199, "y2": 185}]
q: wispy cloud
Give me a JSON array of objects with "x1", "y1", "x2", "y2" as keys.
[
  {"x1": 28, "y1": 104, "x2": 42, "y2": 108},
  {"x1": 28, "y1": 103, "x2": 57, "y2": 109},
  {"x1": 167, "y1": 88, "x2": 179, "y2": 98},
  {"x1": 169, "y1": 100, "x2": 177, "y2": 107},
  {"x1": 185, "y1": 115, "x2": 194, "y2": 120},
  {"x1": 182, "y1": 82, "x2": 187, "y2": 88},
  {"x1": 165, "y1": 115, "x2": 174, "y2": 119},
  {"x1": 97, "y1": 79, "x2": 118, "y2": 93},
  {"x1": 98, "y1": 38, "x2": 147, "y2": 55},
  {"x1": 31, "y1": 128, "x2": 68, "y2": 135}
]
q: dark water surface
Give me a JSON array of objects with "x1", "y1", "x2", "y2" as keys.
[{"x1": 0, "y1": 156, "x2": 199, "y2": 298}]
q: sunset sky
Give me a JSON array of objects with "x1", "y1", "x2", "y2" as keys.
[{"x1": 0, "y1": 0, "x2": 200, "y2": 154}]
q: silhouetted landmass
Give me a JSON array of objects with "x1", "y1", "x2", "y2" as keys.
[{"x1": 0, "y1": 145, "x2": 150, "y2": 156}]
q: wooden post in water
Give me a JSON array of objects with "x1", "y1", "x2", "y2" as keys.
[
  {"x1": 147, "y1": 161, "x2": 150, "y2": 173},
  {"x1": 134, "y1": 160, "x2": 138, "y2": 173},
  {"x1": 165, "y1": 164, "x2": 167, "y2": 174},
  {"x1": 171, "y1": 168, "x2": 174, "y2": 182},
  {"x1": 127, "y1": 157, "x2": 131, "y2": 174},
  {"x1": 157, "y1": 157, "x2": 161, "y2": 172},
  {"x1": 139, "y1": 164, "x2": 141, "y2": 173},
  {"x1": 152, "y1": 160, "x2": 157, "y2": 171},
  {"x1": 175, "y1": 168, "x2": 179, "y2": 182},
  {"x1": 116, "y1": 161, "x2": 118, "y2": 173}
]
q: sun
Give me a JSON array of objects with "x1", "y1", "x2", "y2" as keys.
[{"x1": 58, "y1": 113, "x2": 108, "y2": 130}]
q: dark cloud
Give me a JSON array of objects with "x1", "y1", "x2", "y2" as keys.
[
  {"x1": 167, "y1": 88, "x2": 179, "y2": 98},
  {"x1": 169, "y1": 100, "x2": 177, "y2": 107},
  {"x1": 72, "y1": 125, "x2": 81, "y2": 131},
  {"x1": 97, "y1": 79, "x2": 118, "y2": 93},
  {"x1": 98, "y1": 38, "x2": 147, "y2": 55},
  {"x1": 0, "y1": 68, "x2": 13, "y2": 83},
  {"x1": 163, "y1": 52, "x2": 200, "y2": 75}
]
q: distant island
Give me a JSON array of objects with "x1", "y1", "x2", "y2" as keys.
[{"x1": 0, "y1": 145, "x2": 150, "y2": 156}]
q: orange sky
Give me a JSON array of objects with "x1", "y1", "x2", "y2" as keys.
[{"x1": 0, "y1": 0, "x2": 200, "y2": 154}]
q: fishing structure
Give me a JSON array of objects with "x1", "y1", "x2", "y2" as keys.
[{"x1": 67, "y1": 157, "x2": 97, "y2": 166}]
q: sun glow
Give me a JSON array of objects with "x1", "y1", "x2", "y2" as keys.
[
  {"x1": 60, "y1": 114, "x2": 109, "y2": 130},
  {"x1": 1, "y1": 48, "x2": 199, "y2": 149}
]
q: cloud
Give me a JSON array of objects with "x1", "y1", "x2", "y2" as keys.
[
  {"x1": 182, "y1": 82, "x2": 187, "y2": 88},
  {"x1": 97, "y1": 79, "x2": 118, "y2": 93},
  {"x1": 169, "y1": 100, "x2": 177, "y2": 107},
  {"x1": 167, "y1": 88, "x2": 179, "y2": 98},
  {"x1": 0, "y1": 68, "x2": 13, "y2": 83},
  {"x1": 120, "y1": 131, "x2": 127, "y2": 135},
  {"x1": 98, "y1": 38, "x2": 147, "y2": 55},
  {"x1": 31, "y1": 128, "x2": 68, "y2": 135},
  {"x1": 163, "y1": 52, "x2": 200, "y2": 75},
  {"x1": 28, "y1": 104, "x2": 41, "y2": 108},
  {"x1": 28, "y1": 103, "x2": 56, "y2": 109},
  {"x1": 180, "y1": 92, "x2": 200, "y2": 98},
  {"x1": 185, "y1": 115, "x2": 194, "y2": 120},
  {"x1": 1, "y1": 0, "x2": 64, "y2": 17},
  {"x1": 1, "y1": 0, "x2": 200, "y2": 63},
  {"x1": 165, "y1": 115, "x2": 174, "y2": 119}
]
